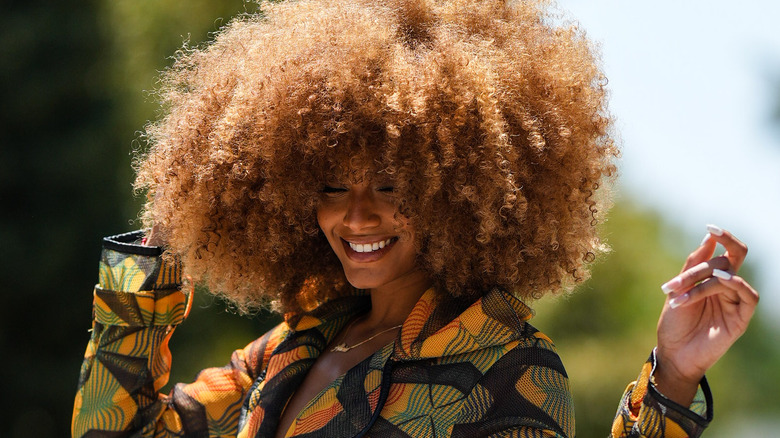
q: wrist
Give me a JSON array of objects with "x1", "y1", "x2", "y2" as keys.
[{"x1": 653, "y1": 348, "x2": 703, "y2": 407}]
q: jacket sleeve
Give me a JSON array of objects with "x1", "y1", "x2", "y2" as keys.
[
  {"x1": 71, "y1": 231, "x2": 273, "y2": 438},
  {"x1": 610, "y1": 349, "x2": 712, "y2": 438}
]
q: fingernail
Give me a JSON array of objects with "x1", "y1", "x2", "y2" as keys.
[
  {"x1": 712, "y1": 269, "x2": 732, "y2": 280},
  {"x1": 706, "y1": 224, "x2": 724, "y2": 236},
  {"x1": 669, "y1": 293, "x2": 689, "y2": 309},
  {"x1": 700, "y1": 233, "x2": 711, "y2": 246},
  {"x1": 661, "y1": 277, "x2": 682, "y2": 295}
]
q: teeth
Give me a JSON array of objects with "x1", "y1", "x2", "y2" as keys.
[{"x1": 348, "y1": 238, "x2": 394, "y2": 253}]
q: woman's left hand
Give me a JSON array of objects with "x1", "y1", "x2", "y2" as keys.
[{"x1": 654, "y1": 225, "x2": 759, "y2": 406}]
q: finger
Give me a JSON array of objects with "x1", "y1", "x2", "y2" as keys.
[
  {"x1": 705, "y1": 224, "x2": 748, "y2": 272},
  {"x1": 670, "y1": 271, "x2": 759, "y2": 315},
  {"x1": 662, "y1": 257, "x2": 730, "y2": 296},
  {"x1": 680, "y1": 232, "x2": 718, "y2": 272},
  {"x1": 668, "y1": 277, "x2": 727, "y2": 310},
  {"x1": 144, "y1": 224, "x2": 164, "y2": 247},
  {"x1": 711, "y1": 270, "x2": 760, "y2": 314}
]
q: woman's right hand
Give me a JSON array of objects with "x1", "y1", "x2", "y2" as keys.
[{"x1": 144, "y1": 224, "x2": 165, "y2": 247}]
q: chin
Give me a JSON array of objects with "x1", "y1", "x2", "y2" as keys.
[
  {"x1": 345, "y1": 277, "x2": 380, "y2": 290},
  {"x1": 343, "y1": 271, "x2": 385, "y2": 290}
]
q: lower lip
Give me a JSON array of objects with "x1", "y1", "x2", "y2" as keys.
[{"x1": 341, "y1": 238, "x2": 398, "y2": 262}]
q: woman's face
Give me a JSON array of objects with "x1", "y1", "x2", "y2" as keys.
[{"x1": 316, "y1": 175, "x2": 421, "y2": 291}]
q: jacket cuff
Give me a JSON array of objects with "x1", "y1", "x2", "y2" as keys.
[
  {"x1": 629, "y1": 349, "x2": 712, "y2": 438},
  {"x1": 93, "y1": 231, "x2": 189, "y2": 327},
  {"x1": 102, "y1": 230, "x2": 162, "y2": 257},
  {"x1": 98, "y1": 231, "x2": 180, "y2": 292}
]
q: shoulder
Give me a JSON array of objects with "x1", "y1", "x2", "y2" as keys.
[
  {"x1": 503, "y1": 325, "x2": 568, "y2": 375},
  {"x1": 452, "y1": 325, "x2": 574, "y2": 438},
  {"x1": 480, "y1": 327, "x2": 571, "y2": 411},
  {"x1": 468, "y1": 324, "x2": 569, "y2": 391}
]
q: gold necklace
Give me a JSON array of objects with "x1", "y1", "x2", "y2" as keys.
[{"x1": 331, "y1": 318, "x2": 403, "y2": 353}]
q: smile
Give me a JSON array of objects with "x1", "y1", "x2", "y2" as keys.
[{"x1": 346, "y1": 237, "x2": 397, "y2": 253}]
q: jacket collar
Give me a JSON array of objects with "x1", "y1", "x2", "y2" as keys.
[
  {"x1": 393, "y1": 287, "x2": 534, "y2": 360},
  {"x1": 283, "y1": 286, "x2": 535, "y2": 361}
]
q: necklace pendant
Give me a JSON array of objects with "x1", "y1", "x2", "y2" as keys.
[{"x1": 331, "y1": 343, "x2": 351, "y2": 353}]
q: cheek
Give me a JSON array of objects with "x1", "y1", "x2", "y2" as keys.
[
  {"x1": 316, "y1": 208, "x2": 324, "y2": 231},
  {"x1": 316, "y1": 195, "x2": 345, "y2": 224},
  {"x1": 316, "y1": 206, "x2": 341, "y2": 250},
  {"x1": 316, "y1": 205, "x2": 333, "y2": 232}
]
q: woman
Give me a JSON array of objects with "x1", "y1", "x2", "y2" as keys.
[{"x1": 72, "y1": 0, "x2": 759, "y2": 436}]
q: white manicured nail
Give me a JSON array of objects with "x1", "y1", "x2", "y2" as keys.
[
  {"x1": 700, "y1": 233, "x2": 711, "y2": 246},
  {"x1": 661, "y1": 277, "x2": 682, "y2": 295},
  {"x1": 712, "y1": 269, "x2": 732, "y2": 280},
  {"x1": 669, "y1": 293, "x2": 689, "y2": 309},
  {"x1": 706, "y1": 224, "x2": 724, "y2": 236}
]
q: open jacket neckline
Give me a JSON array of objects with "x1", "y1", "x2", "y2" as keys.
[{"x1": 238, "y1": 287, "x2": 537, "y2": 437}]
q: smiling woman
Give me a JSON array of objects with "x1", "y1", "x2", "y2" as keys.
[{"x1": 71, "y1": 0, "x2": 758, "y2": 436}]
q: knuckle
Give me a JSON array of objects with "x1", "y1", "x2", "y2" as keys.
[
  {"x1": 713, "y1": 256, "x2": 730, "y2": 269},
  {"x1": 733, "y1": 276, "x2": 760, "y2": 303},
  {"x1": 703, "y1": 277, "x2": 719, "y2": 290}
]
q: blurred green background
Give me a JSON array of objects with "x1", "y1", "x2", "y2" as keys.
[{"x1": 1, "y1": 1, "x2": 777, "y2": 437}]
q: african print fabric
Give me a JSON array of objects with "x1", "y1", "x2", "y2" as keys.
[
  {"x1": 73, "y1": 231, "x2": 712, "y2": 437},
  {"x1": 611, "y1": 350, "x2": 711, "y2": 438}
]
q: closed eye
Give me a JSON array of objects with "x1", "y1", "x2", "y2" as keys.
[
  {"x1": 320, "y1": 186, "x2": 347, "y2": 194},
  {"x1": 376, "y1": 186, "x2": 394, "y2": 193}
]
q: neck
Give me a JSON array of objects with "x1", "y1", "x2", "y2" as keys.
[{"x1": 363, "y1": 269, "x2": 431, "y2": 329}]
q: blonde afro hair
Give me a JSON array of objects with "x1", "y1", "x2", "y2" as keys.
[{"x1": 136, "y1": 0, "x2": 618, "y2": 315}]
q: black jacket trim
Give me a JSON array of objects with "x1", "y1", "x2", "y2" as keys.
[{"x1": 103, "y1": 230, "x2": 162, "y2": 257}]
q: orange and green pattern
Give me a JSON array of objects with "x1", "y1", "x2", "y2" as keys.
[
  {"x1": 611, "y1": 351, "x2": 711, "y2": 438},
  {"x1": 73, "y1": 231, "x2": 711, "y2": 438}
]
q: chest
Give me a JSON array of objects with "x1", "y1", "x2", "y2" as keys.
[
  {"x1": 274, "y1": 345, "x2": 381, "y2": 438},
  {"x1": 240, "y1": 349, "x2": 495, "y2": 438}
]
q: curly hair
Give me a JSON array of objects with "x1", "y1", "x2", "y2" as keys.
[{"x1": 135, "y1": 0, "x2": 618, "y2": 315}]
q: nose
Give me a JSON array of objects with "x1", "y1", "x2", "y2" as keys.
[{"x1": 342, "y1": 189, "x2": 381, "y2": 230}]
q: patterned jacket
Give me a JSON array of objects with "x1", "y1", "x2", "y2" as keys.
[{"x1": 72, "y1": 232, "x2": 712, "y2": 437}]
